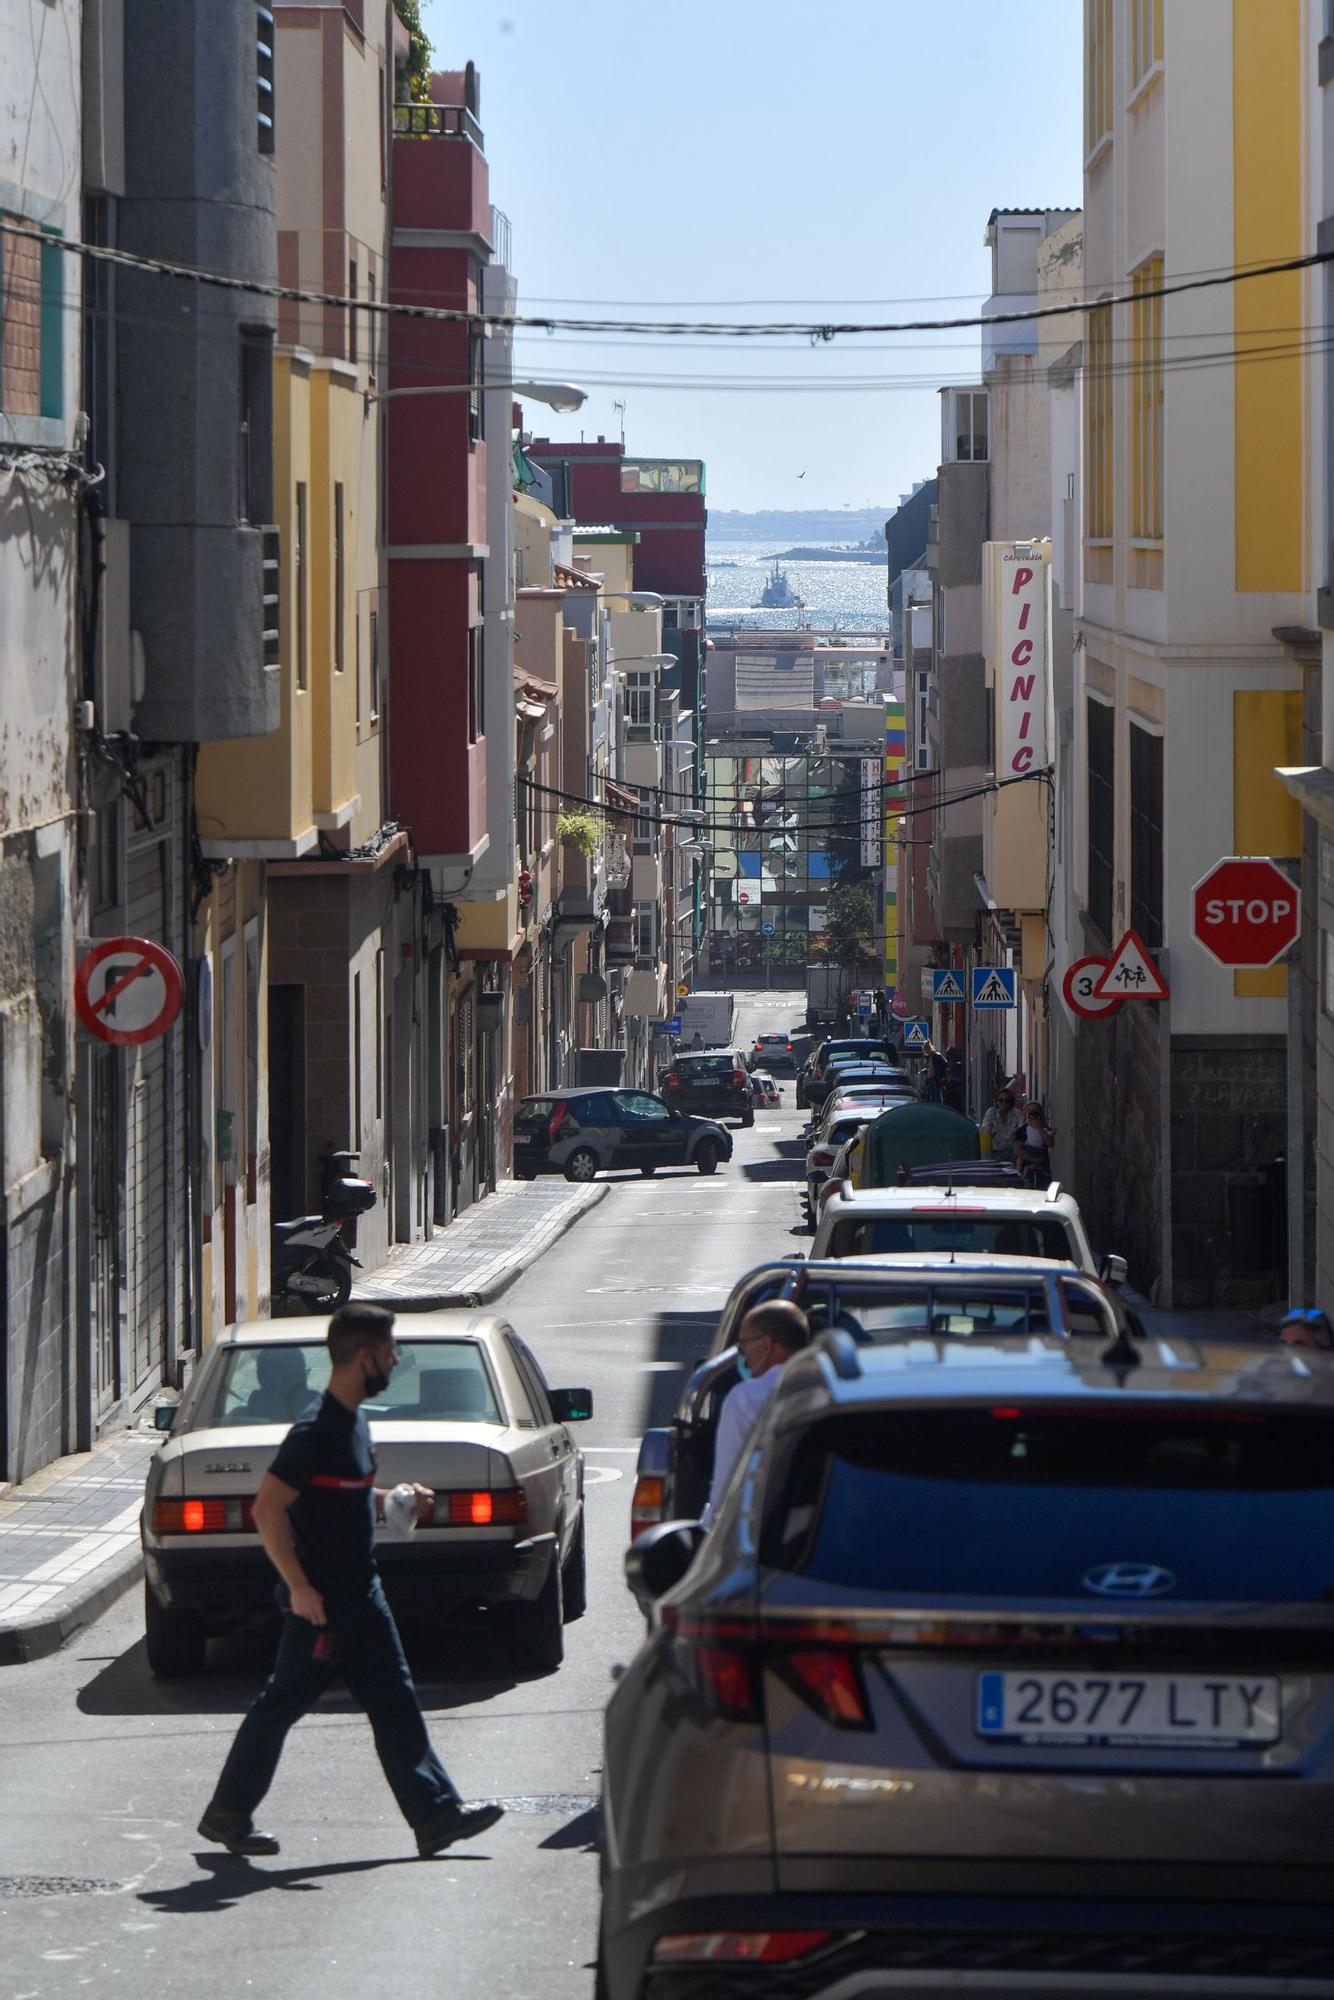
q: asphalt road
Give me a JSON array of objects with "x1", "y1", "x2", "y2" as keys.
[{"x1": 0, "y1": 988, "x2": 809, "y2": 2000}]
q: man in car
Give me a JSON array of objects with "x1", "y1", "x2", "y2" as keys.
[
  {"x1": 198, "y1": 1304, "x2": 504, "y2": 1861},
  {"x1": 702, "y1": 1300, "x2": 810, "y2": 1523}
]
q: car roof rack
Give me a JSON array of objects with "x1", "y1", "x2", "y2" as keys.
[
  {"x1": 821, "y1": 1326, "x2": 863, "y2": 1381},
  {"x1": 1044, "y1": 1181, "x2": 1063, "y2": 1202}
]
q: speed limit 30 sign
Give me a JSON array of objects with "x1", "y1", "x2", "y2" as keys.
[{"x1": 1062, "y1": 955, "x2": 1123, "y2": 1020}]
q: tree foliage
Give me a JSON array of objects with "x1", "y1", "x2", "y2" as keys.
[
  {"x1": 812, "y1": 879, "x2": 878, "y2": 969},
  {"x1": 392, "y1": 0, "x2": 433, "y2": 103}
]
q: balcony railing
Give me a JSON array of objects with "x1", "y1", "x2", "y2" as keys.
[
  {"x1": 394, "y1": 101, "x2": 484, "y2": 146},
  {"x1": 261, "y1": 527, "x2": 281, "y2": 667}
]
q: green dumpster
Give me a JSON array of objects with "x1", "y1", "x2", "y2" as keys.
[{"x1": 860, "y1": 1103, "x2": 980, "y2": 1188}]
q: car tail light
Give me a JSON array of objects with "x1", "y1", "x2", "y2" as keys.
[
  {"x1": 811, "y1": 1148, "x2": 835, "y2": 1167},
  {"x1": 653, "y1": 1931, "x2": 835, "y2": 1966},
  {"x1": 777, "y1": 1648, "x2": 871, "y2": 1728},
  {"x1": 630, "y1": 1473, "x2": 666, "y2": 1539},
  {"x1": 731, "y1": 1069, "x2": 746, "y2": 1087},
  {"x1": 547, "y1": 1102, "x2": 568, "y2": 1141},
  {"x1": 662, "y1": 1610, "x2": 870, "y2": 1728},
  {"x1": 153, "y1": 1498, "x2": 254, "y2": 1533},
  {"x1": 430, "y1": 1488, "x2": 528, "y2": 1527},
  {"x1": 663, "y1": 1072, "x2": 680, "y2": 1090}
]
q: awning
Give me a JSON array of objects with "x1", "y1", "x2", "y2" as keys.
[{"x1": 602, "y1": 777, "x2": 640, "y2": 815}]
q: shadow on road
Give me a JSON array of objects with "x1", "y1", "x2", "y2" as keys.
[
  {"x1": 538, "y1": 1804, "x2": 602, "y2": 1853},
  {"x1": 78, "y1": 1621, "x2": 519, "y2": 1720},
  {"x1": 739, "y1": 1158, "x2": 802, "y2": 1183},
  {"x1": 138, "y1": 1848, "x2": 486, "y2": 1916}
]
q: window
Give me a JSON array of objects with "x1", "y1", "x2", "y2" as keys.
[
  {"x1": 369, "y1": 607, "x2": 381, "y2": 718},
  {"x1": 1130, "y1": 257, "x2": 1163, "y2": 541},
  {"x1": 1086, "y1": 304, "x2": 1114, "y2": 542},
  {"x1": 334, "y1": 483, "x2": 345, "y2": 672},
  {"x1": 634, "y1": 902, "x2": 657, "y2": 963},
  {"x1": 468, "y1": 625, "x2": 484, "y2": 743},
  {"x1": 238, "y1": 328, "x2": 273, "y2": 523},
  {"x1": 347, "y1": 260, "x2": 358, "y2": 364},
  {"x1": 257, "y1": 5, "x2": 276, "y2": 153},
  {"x1": 0, "y1": 217, "x2": 64, "y2": 421},
  {"x1": 632, "y1": 811, "x2": 655, "y2": 857},
  {"x1": 1086, "y1": 694, "x2": 1115, "y2": 941},
  {"x1": 1129, "y1": 721, "x2": 1164, "y2": 948},
  {"x1": 1131, "y1": 0, "x2": 1162, "y2": 87},
  {"x1": 468, "y1": 325, "x2": 484, "y2": 445},
  {"x1": 294, "y1": 482, "x2": 308, "y2": 691},
  {"x1": 1086, "y1": 0, "x2": 1113, "y2": 151},
  {"x1": 625, "y1": 670, "x2": 655, "y2": 734},
  {"x1": 952, "y1": 390, "x2": 988, "y2": 463},
  {"x1": 367, "y1": 271, "x2": 377, "y2": 383}
]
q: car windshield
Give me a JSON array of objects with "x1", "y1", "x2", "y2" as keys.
[
  {"x1": 193, "y1": 1340, "x2": 504, "y2": 1428},
  {"x1": 764, "y1": 1409, "x2": 1334, "y2": 1602},
  {"x1": 515, "y1": 1097, "x2": 558, "y2": 1130},
  {"x1": 679, "y1": 1054, "x2": 738, "y2": 1077},
  {"x1": 828, "y1": 1216, "x2": 1076, "y2": 1260}
]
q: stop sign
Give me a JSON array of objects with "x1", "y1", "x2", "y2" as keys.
[{"x1": 1191, "y1": 856, "x2": 1299, "y2": 968}]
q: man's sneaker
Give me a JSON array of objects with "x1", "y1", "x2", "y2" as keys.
[
  {"x1": 414, "y1": 1800, "x2": 505, "y2": 1857},
  {"x1": 197, "y1": 1807, "x2": 281, "y2": 1857}
]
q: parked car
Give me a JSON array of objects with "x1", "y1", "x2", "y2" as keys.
[
  {"x1": 746, "y1": 1030, "x2": 800, "y2": 1075},
  {"x1": 659, "y1": 1050, "x2": 754, "y2": 1128},
  {"x1": 806, "y1": 1109, "x2": 885, "y2": 1221},
  {"x1": 513, "y1": 1087, "x2": 731, "y2": 1181},
  {"x1": 797, "y1": 1036, "x2": 898, "y2": 1107},
  {"x1": 810, "y1": 1181, "x2": 1128, "y2": 1286},
  {"x1": 607, "y1": 1328, "x2": 1334, "y2": 1996},
  {"x1": 629, "y1": 1257, "x2": 1129, "y2": 1536},
  {"x1": 750, "y1": 1069, "x2": 781, "y2": 1109},
  {"x1": 142, "y1": 1315, "x2": 592, "y2": 1678},
  {"x1": 802, "y1": 1061, "x2": 906, "y2": 1116}
]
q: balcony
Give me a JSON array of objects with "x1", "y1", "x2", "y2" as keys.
[
  {"x1": 623, "y1": 968, "x2": 665, "y2": 1019},
  {"x1": 623, "y1": 740, "x2": 663, "y2": 787},
  {"x1": 391, "y1": 104, "x2": 490, "y2": 239},
  {"x1": 394, "y1": 101, "x2": 484, "y2": 146},
  {"x1": 607, "y1": 915, "x2": 636, "y2": 963}
]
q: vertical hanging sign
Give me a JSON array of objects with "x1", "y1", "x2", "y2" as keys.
[
  {"x1": 996, "y1": 542, "x2": 1050, "y2": 778},
  {"x1": 860, "y1": 757, "x2": 882, "y2": 867},
  {"x1": 883, "y1": 698, "x2": 906, "y2": 993}
]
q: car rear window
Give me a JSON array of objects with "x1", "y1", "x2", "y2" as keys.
[
  {"x1": 195, "y1": 1340, "x2": 504, "y2": 1429},
  {"x1": 828, "y1": 1216, "x2": 1076, "y2": 1261},
  {"x1": 765, "y1": 1409, "x2": 1334, "y2": 1601},
  {"x1": 678, "y1": 1054, "x2": 740, "y2": 1077},
  {"x1": 515, "y1": 1097, "x2": 559, "y2": 1130}
]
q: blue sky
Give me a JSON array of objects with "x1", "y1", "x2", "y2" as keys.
[{"x1": 421, "y1": 0, "x2": 1082, "y2": 515}]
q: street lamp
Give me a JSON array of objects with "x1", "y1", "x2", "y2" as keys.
[{"x1": 364, "y1": 379, "x2": 588, "y2": 415}]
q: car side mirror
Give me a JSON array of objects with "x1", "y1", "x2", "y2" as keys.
[
  {"x1": 1099, "y1": 1253, "x2": 1128, "y2": 1287},
  {"x1": 550, "y1": 1387, "x2": 593, "y2": 1423},
  {"x1": 624, "y1": 1519, "x2": 705, "y2": 1613}
]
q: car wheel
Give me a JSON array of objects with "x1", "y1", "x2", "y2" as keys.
[
  {"x1": 563, "y1": 1147, "x2": 600, "y2": 1184},
  {"x1": 299, "y1": 1255, "x2": 352, "y2": 1313},
  {"x1": 638, "y1": 1164, "x2": 657, "y2": 1177},
  {"x1": 508, "y1": 1550, "x2": 565, "y2": 1673},
  {"x1": 562, "y1": 1512, "x2": 588, "y2": 1623},
  {"x1": 143, "y1": 1582, "x2": 207, "y2": 1678},
  {"x1": 694, "y1": 1138, "x2": 721, "y2": 1176},
  {"x1": 515, "y1": 1166, "x2": 537, "y2": 1181}
]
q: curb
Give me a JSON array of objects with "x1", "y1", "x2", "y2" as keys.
[
  {"x1": 0, "y1": 1547, "x2": 143, "y2": 1667},
  {"x1": 354, "y1": 1180, "x2": 611, "y2": 1312}
]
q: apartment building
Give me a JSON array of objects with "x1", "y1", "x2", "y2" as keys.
[{"x1": 1075, "y1": 0, "x2": 1311, "y2": 1307}]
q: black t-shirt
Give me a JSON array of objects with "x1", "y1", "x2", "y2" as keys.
[{"x1": 269, "y1": 1391, "x2": 377, "y2": 1598}]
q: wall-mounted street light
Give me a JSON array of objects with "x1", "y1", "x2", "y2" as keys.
[{"x1": 364, "y1": 379, "x2": 588, "y2": 416}]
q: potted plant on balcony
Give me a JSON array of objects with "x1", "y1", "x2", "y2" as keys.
[{"x1": 556, "y1": 811, "x2": 602, "y2": 858}]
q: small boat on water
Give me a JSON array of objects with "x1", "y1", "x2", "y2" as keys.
[{"x1": 759, "y1": 560, "x2": 795, "y2": 608}]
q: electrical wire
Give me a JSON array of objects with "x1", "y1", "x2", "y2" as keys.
[{"x1": 3, "y1": 216, "x2": 1331, "y2": 342}]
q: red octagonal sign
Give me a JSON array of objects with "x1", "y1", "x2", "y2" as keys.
[{"x1": 1191, "y1": 856, "x2": 1299, "y2": 969}]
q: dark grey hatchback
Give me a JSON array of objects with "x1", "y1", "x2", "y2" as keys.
[{"x1": 513, "y1": 1087, "x2": 732, "y2": 1183}]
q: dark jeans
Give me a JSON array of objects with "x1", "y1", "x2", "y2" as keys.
[{"x1": 209, "y1": 1579, "x2": 458, "y2": 1828}]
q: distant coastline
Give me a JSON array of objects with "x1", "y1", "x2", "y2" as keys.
[{"x1": 769, "y1": 545, "x2": 887, "y2": 564}]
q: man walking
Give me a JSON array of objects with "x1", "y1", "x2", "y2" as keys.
[
  {"x1": 703, "y1": 1300, "x2": 810, "y2": 1521},
  {"x1": 198, "y1": 1304, "x2": 503, "y2": 1859}
]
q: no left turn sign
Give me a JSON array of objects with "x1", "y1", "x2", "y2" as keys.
[{"x1": 75, "y1": 936, "x2": 185, "y2": 1047}]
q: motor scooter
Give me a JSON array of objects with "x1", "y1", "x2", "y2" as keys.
[{"x1": 271, "y1": 1151, "x2": 377, "y2": 1314}]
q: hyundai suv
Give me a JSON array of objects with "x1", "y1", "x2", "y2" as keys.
[{"x1": 605, "y1": 1330, "x2": 1334, "y2": 1996}]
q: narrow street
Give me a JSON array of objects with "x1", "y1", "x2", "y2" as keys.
[{"x1": 0, "y1": 994, "x2": 807, "y2": 2000}]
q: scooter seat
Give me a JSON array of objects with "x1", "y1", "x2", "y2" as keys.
[{"x1": 273, "y1": 1215, "x2": 328, "y2": 1241}]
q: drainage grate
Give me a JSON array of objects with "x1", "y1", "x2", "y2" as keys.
[{"x1": 0, "y1": 1875, "x2": 124, "y2": 1899}]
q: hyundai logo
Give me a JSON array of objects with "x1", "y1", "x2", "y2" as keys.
[{"x1": 1081, "y1": 1562, "x2": 1177, "y2": 1598}]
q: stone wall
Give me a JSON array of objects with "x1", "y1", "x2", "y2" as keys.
[{"x1": 1071, "y1": 976, "x2": 1163, "y2": 1292}]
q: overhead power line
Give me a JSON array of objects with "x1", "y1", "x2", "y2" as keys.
[{"x1": 3, "y1": 218, "x2": 1330, "y2": 342}]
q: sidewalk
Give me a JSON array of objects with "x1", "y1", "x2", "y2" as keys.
[{"x1": 0, "y1": 1176, "x2": 608, "y2": 1665}]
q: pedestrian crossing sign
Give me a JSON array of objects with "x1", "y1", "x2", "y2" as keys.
[
  {"x1": 902, "y1": 1019, "x2": 930, "y2": 1047},
  {"x1": 971, "y1": 965, "x2": 1016, "y2": 1009},
  {"x1": 932, "y1": 968, "x2": 966, "y2": 1004}
]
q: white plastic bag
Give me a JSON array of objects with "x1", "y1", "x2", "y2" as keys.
[{"x1": 382, "y1": 1482, "x2": 420, "y2": 1540}]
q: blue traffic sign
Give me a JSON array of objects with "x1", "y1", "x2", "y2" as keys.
[
  {"x1": 971, "y1": 965, "x2": 1016, "y2": 1009},
  {"x1": 901, "y1": 1019, "x2": 931, "y2": 1047},
  {"x1": 665, "y1": 1014, "x2": 682, "y2": 1036},
  {"x1": 932, "y1": 967, "x2": 966, "y2": 1004},
  {"x1": 761, "y1": 920, "x2": 775, "y2": 936}
]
